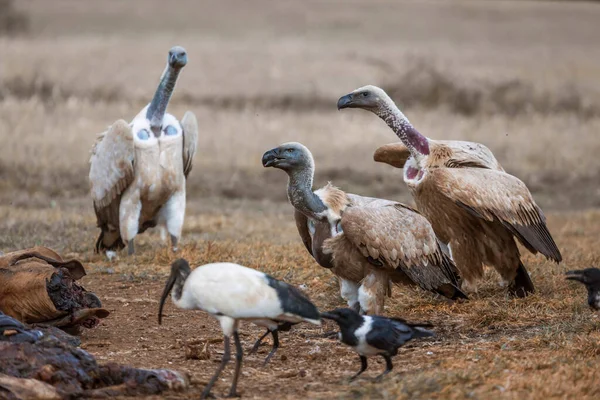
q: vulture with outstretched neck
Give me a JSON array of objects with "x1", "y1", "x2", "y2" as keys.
[
  {"x1": 337, "y1": 85, "x2": 562, "y2": 296},
  {"x1": 89, "y1": 46, "x2": 198, "y2": 255},
  {"x1": 262, "y1": 142, "x2": 466, "y2": 315}
]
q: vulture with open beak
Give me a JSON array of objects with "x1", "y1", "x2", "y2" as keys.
[{"x1": 337, "y1": 85, "x2": 562, "y2": 296}]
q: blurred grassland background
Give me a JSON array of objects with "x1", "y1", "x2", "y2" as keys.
[
  {"x1": 1, "y1": 0, "x2": 600, "y2": 216},
  {"x1": 3, "y1": 2, "x2": 600, "y2": 399}
]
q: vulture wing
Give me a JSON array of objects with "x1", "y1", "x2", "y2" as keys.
[
  {"x1": 181, "y1": 111, "x2": 198, "y2": 178},
  {"x1": 431, "y1": 168, "x2": 562, "y2": 262},
  {"x1": 373, "y1": 142, "x2": 411, "y2": 168},
  {"x1": 440, "y1": 140, "x2": 504, "y2": 171},
  {"x1": 374, "y1": 140, "x2": 503, "y2": 171},
  {"x1": 340, "y1": 201, "x2": 464, "y2": 294},
  {"x1": 89, "y1": 120, "x2": 135, "y2": 210},
  {"x1": 294, "y1": 210, "x2": 334, "y2": 268},
  {"x1": 294, "y1": 210, "x2": 313, "y2": 256},
  {"x1": 89, "y1": 120, "x2": 135, "y2": 250}
]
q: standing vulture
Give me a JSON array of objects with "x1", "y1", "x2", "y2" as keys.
[
  {"x1": 262, "y1": 142, "x2": 466, "y2": 315},
  {"x1": 337, "y1": 85, "x2": 562, "y2": 296},
  {"x1": 89, "y1": 46, "x2": 198, "y2": 255}
]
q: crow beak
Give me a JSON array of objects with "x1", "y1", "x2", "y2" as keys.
[
  {"x1": 261, "y1": 148, "x2": 281, "y2": 168},
  {"x1": 565, "y1": 270, "x2": 585, "y2": 283},
  {"x1": 320, "y1": 312, "x2": 339, "y2": 321},
  {"x1": 337, "y1": 94, "x2": 353, "y2": 110}
]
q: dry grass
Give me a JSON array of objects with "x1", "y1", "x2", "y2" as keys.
[
  {"x1": 2, "y1": 0, "x2": 600, "y2": 208},
  {"x1": 2, "y1": 1, "x2": 600, "y2": 398},
  {"x1": 3, "y1": 200, "x2": 600, "y2": 399}
]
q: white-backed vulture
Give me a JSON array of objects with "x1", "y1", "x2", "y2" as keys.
[
  {"x1": 89, "y1": 46, "x2": 198, "y2": 255},
  {"x1": 262, "y1": 142, "x2": 466, "y2": 315},
  {"x1": 337, "y1": 85, "x2": 562, "y2": 296}
]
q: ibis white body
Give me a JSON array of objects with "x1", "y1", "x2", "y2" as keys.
[
  {"x1": 159, "y1": 259, "x2": 320, "y2": 399},
  {"x1": 172, "y1": 262, "x2": 320, "y2": 335}
]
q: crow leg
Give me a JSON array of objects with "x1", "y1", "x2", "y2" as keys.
[
  {"x1": 263, "y1": 329, "x2": 280, "y2": 366},
  {"x1": 349, "y1": 355, "x2": 368, "y2": 381},
  {"x1": 374, "y1": 354, "x2": 394, "y2": 382},
  {"x1": 249, "y1": 329, "x2": 271, "y2": 355}
]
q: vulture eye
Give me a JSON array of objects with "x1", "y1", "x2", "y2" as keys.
[
  {"x1": 361, "y1": 92, "x2": 369, "y2": 97},
  {"x1": 286, "y1": 148, "x2": 294, "y2": 153},
  {"x1": 137, "y1": 129, "x2": 150, "y2": 140},
  {"x1": 164, "y1": 125, "x2": 178, "y2": 136}
]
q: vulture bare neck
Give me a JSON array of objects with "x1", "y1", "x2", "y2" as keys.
[
  {"x1": 146, "y1": 65, "x2": 182, "y2": 136},
  {"x1": 286, "y1": 168, "x2": 328, "y2": 220},
  {"x1": 376, "y1": 102, "x2": 430, "y2": 161}
]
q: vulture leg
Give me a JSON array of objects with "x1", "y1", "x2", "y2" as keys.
[
  {"x1": 201, "y1": 335, "x2": 231, "y2": 400},
  {"x1": 374, "y1": 355, "x2": 394, "y2": 382},
  {"x1": 159, "y1": 190, "x2": 185, "y2": 252},
  {"x1": 339, "y1": 278, "x2": 360, "y2": 312},
  {"x1": 262, "y1": 329, "x2": 279, "y2": 366},
  {"x1": 349, "y1": 355, "x2": 368, "y2": 381},
  {"x1": 227, "y1": 332, "x2": 243, "y2": 398},
  {"x1": 170, "y1": 235, "x2": 179, "y2": 252},
  {"x1": 249, "y1": 329, "x2": 271, "y2": 355},
  {"x1": 358, "y1": 268, "x2": 388, "y2": 315},
  {"x1": 127, "y1": 240, "x2": 135, "y2": 256}
]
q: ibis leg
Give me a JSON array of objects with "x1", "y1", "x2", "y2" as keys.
[
  {"x1": 349, "y1": 355, "x2": 368, "y2": 381},
  {"x1": 227, "y1": 331, "x2": 243, "y2": 398},
  {"x1": 249, "y1": 329, "x2": 270, "y2": 355},
  {"x1": 201, "y1": 335, "x2": 231, "y2": 400},
  {"x1": 263, "y1": 329, "x2": 280, "y2": 366},
  {"x1": 374, "y1": 354, "x2": 394, "y2": 382},
  {"x1": 127, "y1": 240, "x2": 135, "y2": 256}
]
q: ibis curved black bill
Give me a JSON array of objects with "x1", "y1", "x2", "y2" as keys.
[{"x1": 158, "y1": 272, "x2": 176, "y2": 325}]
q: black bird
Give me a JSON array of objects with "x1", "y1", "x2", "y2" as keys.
[
  {"x1": 321, "y1": 308, "x2": 434, "y2": 381},
  {"x1": 566, "y1": 268, "x2": 600, "y2": 311},
  {"x1": 248, "y1": 321, "x2": 295, "y2": 365}
]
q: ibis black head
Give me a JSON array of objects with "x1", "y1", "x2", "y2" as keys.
[
  {"x1": 261, "y1": 142, "x2": 314, "y2": 173},
  {"x1": 566, "y1": 268, "x2": 600, "y2": 288},
  {"x1": 321, "y1": 308, "x2": 363, "y2": 328},
  {"x1": 337, "y1": 85, "x2": 390, "y2": 111},
  {"x1": 158, "y1": 258, "x2": 191, "y2": 325}
]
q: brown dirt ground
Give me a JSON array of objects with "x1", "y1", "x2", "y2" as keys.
[
  {"x1": 2, "y1": 1, "x2": 600, "y2": 398},
  {"x1": 58, "y1": 205, "x2": 600, "y2": 400}
]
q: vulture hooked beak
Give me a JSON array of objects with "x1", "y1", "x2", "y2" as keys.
[
  {"x1": 168, "y1": 46, "x2": 188, "y2": 69},
  {"x1": 262, "y1": 148, "x2": 284, "y2": 168},
  {"x1": 337, "y1": 93, "x2": 354, "y2": 110}
]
